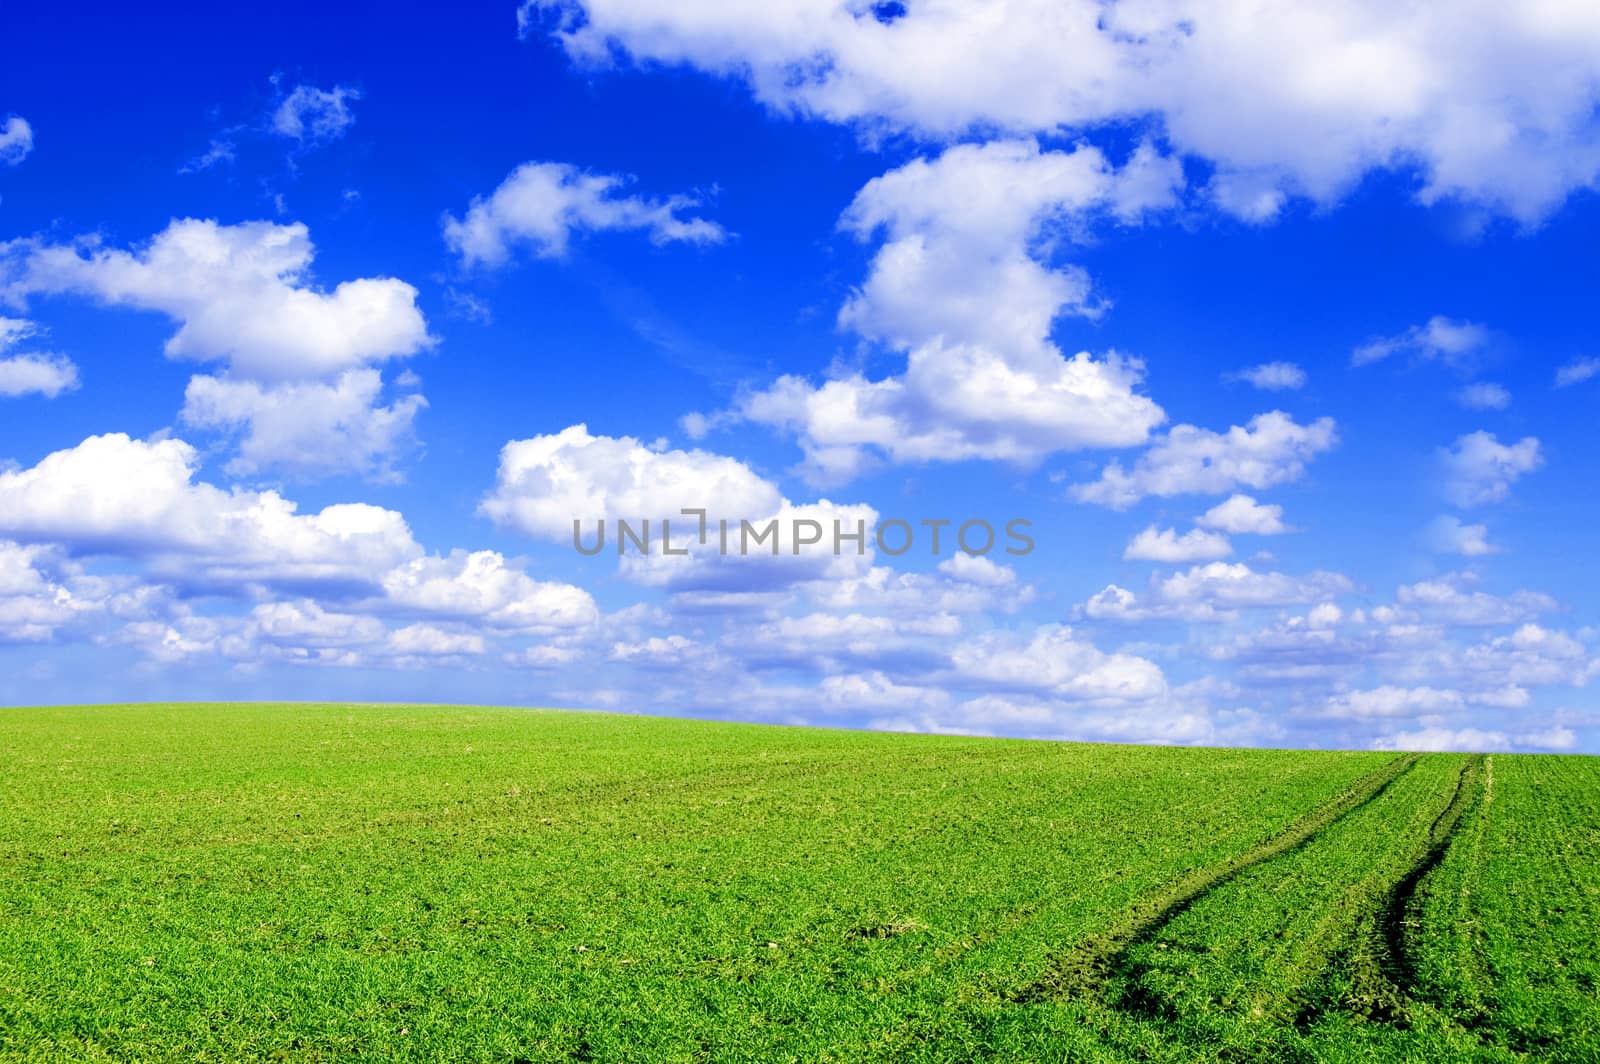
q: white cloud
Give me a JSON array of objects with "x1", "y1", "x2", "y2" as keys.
[
  {"x1": 271, "y1": 84, "x2": 361, "y2": 142},
  {"x1": 836, "y1": 139, "x2": 1179, "y2": 349},
  {"x1": 619, "y1": 497, "x2": 877, "y2": 594},
  {"x1": 107, "y1": 604, "x2": 498, "y2": 671},
  {"x1": 0, "y1": 115, "x2": 32, "y2": 166},
  {"x1": 251, "y1": 599, "x2": 387, "y2": 650},
  {"x1": 731, "y1": 139, "x2": 1174, "y2": 483},
  {"x1": 1196, "y1": 493, "x2": 1290, "y2": 535},
  {"x1": 609, "y1": 633, "x2": 717, "y2": 667},
  {"x1": 0, "y1": 434, "x2": 603, "y2": 665},
  {"x1": 0, "y1": 353, "x2": 78, "y2": 398},
  {"x1": 736, "y1": 609, "x2": 958, "y2": 669},
  {"x1": 1514, "y1": 726, "x2": 1579, "y2": 750},
  {"x1": 0, "y1": 316, "x2": 32, "y2": 346},
  {"x1": 3, "y1": 219, "x2": 434, "y2": 477},
  {"x1": 805, "y1": 555, "x2": 1034, "y2": 616},
  {"x1": 1228, "y1": 361, "x2": 1306, "y2": 390},
  {"x1": 872, "y1": 687, "x2": 1224, "y2": 745},
  {"x1": 951, "y1": 625, "x2": 1167, "y2": 702},
  {"x1": 1074, "y1": 411, "x2": 1337, "y2": 509},
  {"x1": 1453, "y1": 624, "x2": 1599, "y2": 688},
  {"x1": 527, "y1": 0, "x2": 1600, "y2": 222},
  {"x1": 443, "y1": 161, "x2": 725, "y2": 268},
  {"x1": 741, "y1": 348, "x2": 1162, "y2": 485},
  {"x1": 179, "y1": 138, "x2": 236, "y2": 174},
  {"x1": 383, "y1": 623, "x2": 487, "y2": 662},
  {"x1": 1439, "y1": 431, "x2": 1542, "y2": 507},
  {"x1": 481, "y1": 424, "x2": 783, "y2": 541},
  {"x1": 180, "y1": 369, "x2": 425, "y2": 479},
  {"x1": 1156, "y1": 562, "x2": 1353, "y2": 610},
  {"x1": 3, "y1": 218, "x2": 430, "y2": 381},
  {"x1": 1084, "y1": 562, "x2": 1351, "y2": 622},
  {"x1": 0, "y1": 433, "x2": 420, "y2": 590},
  {"x1": 1123, "y1": 525, "x2": 1232, "y2": 563},
  {"x1": 1372, "y1": 725, "x2": 1512, "y2": 752},
  {"x1": 1455, "y1": 382, "x2": 1511, "y2": 410},
  {"x1": 1555, "y1": 357, "x2": 1600, "y2": 387},
  {"x1": 1352, "y1": 316, "x2": 1489, "y2": 369},
  {"x1": 482, "y1": 425, "x2": 878, "y2": 602},
  {"x1": 819, "y1": 671, "x2": 952, "y2": 713},
  {"x1": 0, "y1": 541, "x2": 85, "y2": 643},
  {"x1": 0, "y1": 316, "x2": 78, "y2": 398},
  {"x1": 1372, "y1": 718, "x2": 1577, "y2": 753},
  {"x1": 1323, "y1": 685, "x2": 1464, "y2": 719},
  {"x1": 1425, "y1": 515, "x2": 1498, "y2": 557},
  {"x1": 379, "y1": 550, "x2": 598, "y2": 632},
  {"x1": 1397, "y1": 575, "x2": 1557, "y2": 626}
]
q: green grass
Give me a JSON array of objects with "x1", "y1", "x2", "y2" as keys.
[{"x1": 0, "y1": 703, "x2": 1594, "y2": 1062}]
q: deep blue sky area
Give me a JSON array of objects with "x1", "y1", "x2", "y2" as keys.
[{"x1": 1, "y1": 1, "x2": 1597, "y2": 753}]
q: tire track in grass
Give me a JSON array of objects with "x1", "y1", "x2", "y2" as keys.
[
  {"x1": 1376, "y1": 754, "x2": 1486, "y2": 1001},
  {"x1": 1012, "y1": 754, "x2": 1420, "y2": 1004},
  {"x1": 1294, "y1": 754, "x2": 1488, "y2": 1029}
]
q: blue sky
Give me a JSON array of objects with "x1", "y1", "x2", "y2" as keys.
[{"x1": 2, "y1": 1, "x2": 1599, "y2": 752}]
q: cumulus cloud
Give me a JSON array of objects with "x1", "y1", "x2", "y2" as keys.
[
  {"x1": 1322, "y1": 685, "x2": 1465, "y2": 719},
  {"x1": 180, "y1": 369, "x2": 426, "y2": 479},
  {"x1": 1555, "y1": 357, "x2": 1600, "y2": 387},
  {"x1": 0, "y1": 433, "x2": 420, "y2": 591},
  {"x1": 950, "y1": 625, "x2": 1167, "y2": 702},
  {"x1": 153, "y1": 604, "x2": 497, "y2": 670},
  {"x1": 1156, "y1": 562, "x2": 1352, "y2": 611},
  {"x1": 871, "y1": 687, "x2": 1224, "y2": 745},
  {"x1": 819, "y1": 671, "x2": 952, "y2": 713},
  {"x1": 1455, "y1": 382, "x2": 1511, "y2": 410},
  {"x1": 0, "y1": 434, "x2": 600, "y2": 660},
  {"x1": 0, "y1": 316, "x2": 78, "y2": 398},
  {"x1": 1455, "y1": 624, "x2": 1600, "y2": 688},
  {"x1": 481, "y1": 424, "x2": 783, "y2": 541},
  {"x1": 1227, "y1": 361, "x2": 1306, "y2": 390},
  {"x1": 1372, "y1": 720, "x2": 1576, "y2": 753},
  {"x1": 619, "y1": 496, "x2": 878, "y2": 596},
  {"x1": 3, "y1": 219, "x2": 433, "y2": 477},
  {"x1": 740, "y1": 348, "x2": 1161, "y2": 485},
  {"x1": 609, "y1": 633, "x2": 720, "y2": 668},
  {"x1": 443, "y1": 161, "x2": 725, "y2": 267},
  {"x1": 378, "y1": 550, "x2": 598, "y2": 632},
  {"x1": 1352, "y1": 316, "x2": 1489, "y2": 369},
  {"x1": 1425, "y1": 515, "x2": 1498, "y2": 557},
  {"x1": 249, "y1": 600, "x2": 388, "y2": 655},
  {"x1": 1439, "y1": 431, "x2": 1542, "y2": 507},
  {"x1": 1396, "y1": 575, "x2": 1556, "y2": 626},
  {"x1": 1123, "y1": 525, "x2": 1232, "y2": 563},
  {"x1": 1084, "y1": 562, "x2": 1352, "y2": 622},
  {"x1": 1372, "y1": 725, "x2": 1513, "y2": 752},
  {"x1": 0, "y1": 541, "x2": 85, "y2": 643},
  {"x1": 836, "y1": 139, "x2": 1180, "y2": 347},
  {"x1": 734, "y1": 610, "x2": 958, "y2": 670},
  {"x1": 1073, "y1": 411, "x2": 1336, "y2": 509},
  {"x1": 3, "y1": 219, "x2": 430, "y2": 381},
  {"x1": 727, "y1": 139, "x2": 1175, "y2": 483},
  {"x1": 271, "y1": 84, "x2": 361, "y2": 142},
  {"x1": 807, "y1": 555, "x2": 1034, "y2": 616},
  {"x1": 1513, "y1": 726, "x2": 1580, "y2": 750},
  {"x1": 0, "y1": 352, "x2": 78, "y2": 398},
  {"x1": 526, "y1": 0, "x2": 1600, "y2": 222},
  {"x1": 0, "y1": 115, "x2": 32, "y2": 166},
  {"x1": 1196, "y1": 493, "x2": 1290, "y2": 535},
  {"x1": 480, "y1": 425, "x2": 881, "y2": 596}
]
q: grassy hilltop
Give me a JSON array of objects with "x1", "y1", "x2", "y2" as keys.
[{"x1": 0, "y1": 703, "x2": 1595, "y2": 1061}]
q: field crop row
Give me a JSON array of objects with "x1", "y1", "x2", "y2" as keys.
[{"x1": 0, "y1": 704, "x2": 1594, "y2": 1061}]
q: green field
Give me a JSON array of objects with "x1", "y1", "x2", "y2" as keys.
[{"x1": 1, "y1": 704, "x2": 1596, "y2": 1062}]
